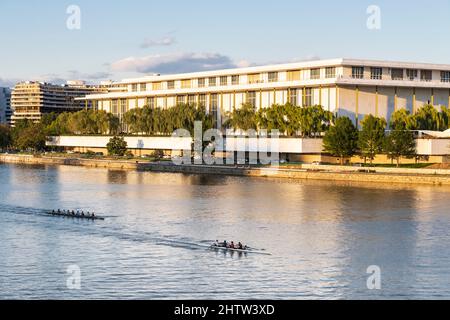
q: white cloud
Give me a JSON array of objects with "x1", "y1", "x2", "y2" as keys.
[
  {"x1": 140, "y1": 36, "x2": 176, "y2": 49},
  {"x1": 0, "y1": 70, "x2": 113, "y2": 88},
  {"x1": 111, "y1": 52, "x2": 240, "y2": 74},
  {"x1": 67, "y1": 70, "x2": 112, "y2": 81}
]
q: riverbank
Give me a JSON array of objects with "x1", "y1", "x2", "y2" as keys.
[{"x1": 1, "y1": 154, "x2": 450, "y2": 185}]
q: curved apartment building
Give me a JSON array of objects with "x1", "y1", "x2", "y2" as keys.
[
  {"x1": 11, "y1": 81, "x2": 106, "y2": 125},
  {"x1": 78, "y1": 58, "x2": 450, "y2": 128}
]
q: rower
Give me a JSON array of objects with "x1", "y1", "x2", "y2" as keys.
[
  {"x1": 214, "y1": 240, "x2": 219, "y2": 247},
  {"x1": 238, "y1": 242, "x2": 243, "y2": 250},
  {"x1": 52, "y1": 210, "x2": 56, "y2": 215},
  {"x1": 223, "y1": 240, "x2": 228, "y2": 248},
  {"x1": 72, "y1": 210, "x2": 75, "y2": 216},
  {"x1": 229, "y1": 241, "x2": 235, "y2": 249},
  {"x1": 81, "y1": 211, "x2": 85, "y2": 216},
  {"x1": 91, "y1": 213, "x2": 95, "y2": 217},
  {"x1": 57, "y1": 209, "x2": 61, "y2": 214}
]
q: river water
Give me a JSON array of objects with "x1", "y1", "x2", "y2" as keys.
[{"x1": 1, "y1": 163, "x2": 450, "y2": 299}]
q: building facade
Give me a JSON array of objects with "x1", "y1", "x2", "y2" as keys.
[
  {"x1": 11, "y1": 81, "x2": 106, "y2": 124},
  {"x1": 0, "y1": 87, "x2": 11, "y2": 125},
  {"x1": 78, "y1": 58, "x2": 450, "y2": 129}
]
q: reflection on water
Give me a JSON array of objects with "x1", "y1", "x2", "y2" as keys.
[{"x1": 0, "y1": 163, "x2": 450, "y2": 299}]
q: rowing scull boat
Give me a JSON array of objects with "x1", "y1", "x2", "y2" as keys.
[
  {"x1": 209, "y1": 244, "x2": 272, "y2": 255},
  {"x1": 46, "y1": 212, "x2": 105, "y2": 221}
]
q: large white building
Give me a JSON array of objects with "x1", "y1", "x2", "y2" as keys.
[
  {"x1": 79, "y1": 58, "x2": 450, "y2": 128},
  {"x1": 11, "y1": 81, "x2": 107, "y2": 124}
]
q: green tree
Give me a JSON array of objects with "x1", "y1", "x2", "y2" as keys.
[
  {"x1": 299, "y1": 105, "x2": 334, "y2": 137},
  {"x1": 323, "y1": 117, "x2": 358, "y2": 165},
  {"x1": 413, "y1": 104, "x2": 442, "y2": 131},
  {"x1": 0, "y1": 125, "x2": 11, "y2": 151},
  {"x1": 106, "y1": 136, "x2": 128, "y2": 156},
  {"x1": 256, "y1": 104, "x2": 288, "y2": 134},
  {"x1": 255, "y1": 104, "x2": 334, "y2": 137},
  {"x1": 440, "y1": 106, "x2": 450, "y2": 130},
  {"x1": 389, "y1": 109, "x2": 416, "y2": 130},
  {"x1": 45, "y1": 112, "x2": 72, "y2": 135},
  {"x1": 123, "y1": 108, "x2": 142, "y2": 134},
  {"x1": 224, "y1": 103, "x2": 258, "y2": 131},
  {"x1": 12, "y1": 121, "x2": 46, "y2": 152},
  {"x1": 384, "y1": 130, "x2": 416, "y2": 167},
  {"x1": 107, "y1": 113, "x2": 121, "y2": 135},
  {"x1": 358, "y1": 115, "x2": 387, "y2": 164}
]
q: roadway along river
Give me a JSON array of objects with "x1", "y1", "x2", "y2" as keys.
[{"x1": 1, "y1": 163, "x2": 450, "y2": 299}]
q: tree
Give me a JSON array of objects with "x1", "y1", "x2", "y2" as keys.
[
  {"x1": 44, "y1": 112, "x2": 72, "y2": 136},
  {"x1": 384, "y1": 130, "x2": 416, "y2": 167},
  {"x1": 224, "y1": 103, "x2": 258, "y2": 131},
  {"x1": 440, "y1": 106, "x2": 450, "y2": 130},
  {"x1": 12, "y1": 122, "x2": 46, "y2": 152},
  {"x1": 0, "y1": 125, "x2": 11, "y2": 151},
  {"x1": 123, "y1": 108, "x2": 142, "y2": 134},
  {"x1": 106, "y1": 136, "x2": 128, "y2": 156},
  {"x1": 255, "y1": 104, "x2": 334, "y2": 137},
  {"x1": 323, "y1": 117, "x2": 358, "y2": 165},
  {"x1": 413, "y1": 104, "x2": 443, "y2": 131},
  {"x1": 389, "y1": 109, "x2": 416, "y2": 130},
  {"x1": 123, "y1": 103, "x2": 213, "y2": 136},
  {"x1": 358, "y1": 115, "x2": 386, "y2": 164},
  {"x1": 299, "y1": 105, "x2": 334, "y2": 137}
]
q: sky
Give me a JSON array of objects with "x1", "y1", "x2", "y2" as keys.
[{"x1": 1, "y1": 0, "x2": 450, "y2": 87}]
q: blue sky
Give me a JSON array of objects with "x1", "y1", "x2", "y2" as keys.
[{"x1": 1, "y1": 0, "x2": 450, "y2": 86}]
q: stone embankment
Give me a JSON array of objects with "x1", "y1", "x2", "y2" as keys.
[{"x1": 1, "y1": 154, "x2": 450, "y2": 185}]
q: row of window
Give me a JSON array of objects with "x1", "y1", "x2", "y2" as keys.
[
  {"x1": 352, "y1": 66, "x2": 449, "y2": 82},
  {"x1": 109, "y1": 88, "x2": 315, "y2": 112},
  {"x1": 129, "y1": 68, "x2": 338, "y2": 92}
]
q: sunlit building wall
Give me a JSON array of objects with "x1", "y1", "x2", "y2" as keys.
[
  {"x1": 78, "y1": 58, "x2": 450, "y2": 129},
  {"x1": 10, "y1": 81, "x2": 107, "y2": 125}
]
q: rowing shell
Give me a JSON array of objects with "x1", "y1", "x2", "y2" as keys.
[
  {"x1": 209, "y1": 245, "x2": 272, "y2": 256},
  {"x1": 47, "y1": 212, "x2": 105, "y2": 221}
]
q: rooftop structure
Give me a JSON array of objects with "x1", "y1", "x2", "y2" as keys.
[{"x1": 75, "y1": 58, "x2": 450, "y2": 129}]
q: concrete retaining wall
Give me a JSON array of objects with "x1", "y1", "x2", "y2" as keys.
[
  {"x1": 301, "y1": 164, "x2": 450, "y2": 175},
  {"x1": 2, "y1": 154, "x2": 450, "y2": 185},
  {"x1": 0, "y1": 154, "x2": 141, "y2": 170}
]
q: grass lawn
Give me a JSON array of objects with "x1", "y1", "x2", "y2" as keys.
[
  {"x1": 361, "y1": 163, "x2": 435, "y2": 169},
  {"x1": 276, "y1": 162, "x2": 435, "y2": 169}
]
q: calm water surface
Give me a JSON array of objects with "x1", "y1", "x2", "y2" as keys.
[{"x1": 1, "y1": 163, "x2": 450, "y2": 299}]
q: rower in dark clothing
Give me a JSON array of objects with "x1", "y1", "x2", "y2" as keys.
[
  {"x1": 223, "y1": 240, "x2": 227, "y2": 248},
  {"x1": 238, "y1": 242, "x2": 243, "y2": 250}
]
